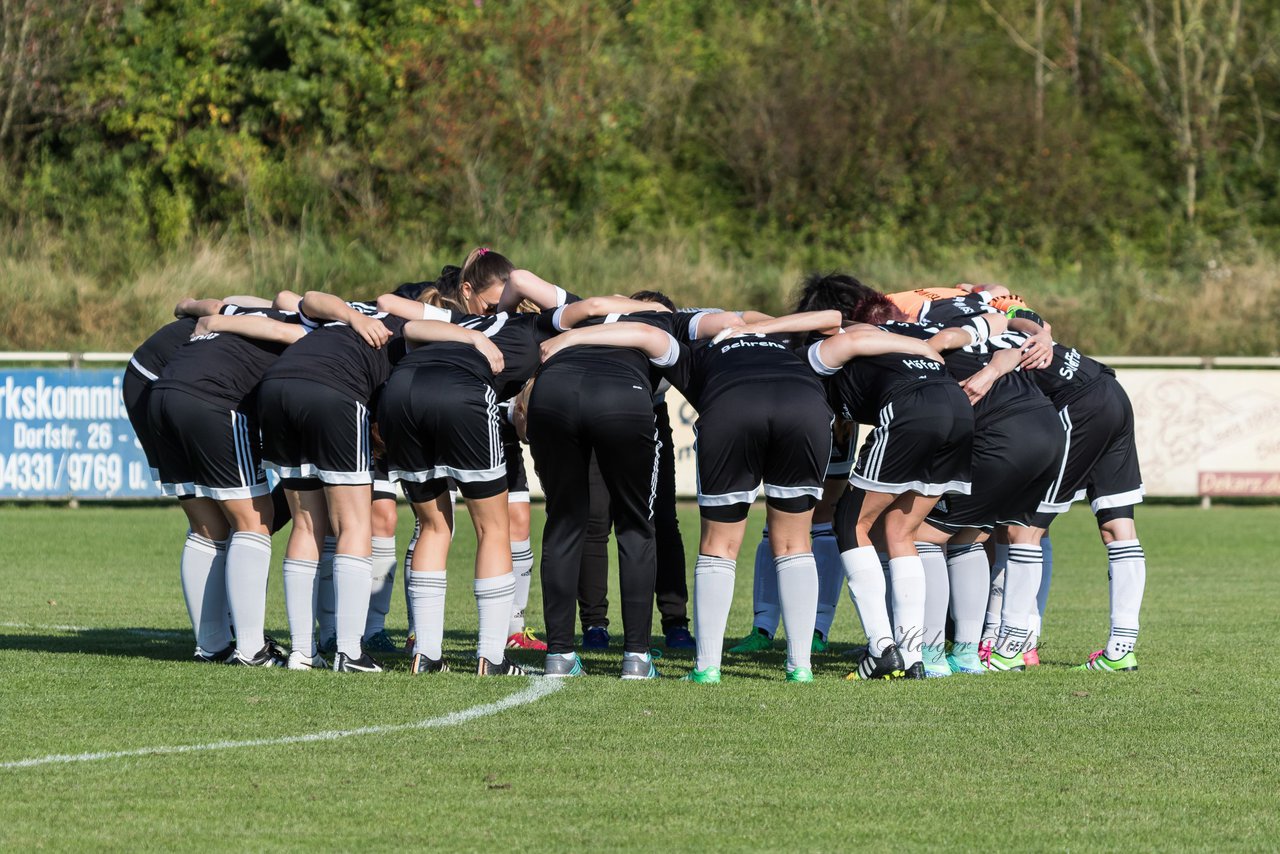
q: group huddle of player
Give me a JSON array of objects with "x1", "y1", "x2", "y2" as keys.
[{"x1": 124, "y1": 247, "x2": 1146, "y2": 680}]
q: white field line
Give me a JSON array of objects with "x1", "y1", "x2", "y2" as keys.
[
  {"x1": 0, "y1": 621, "x2": 186, "y2": 639},
  {"x1": 1, "y1": 677, "x2": 563, "y2": 770}
]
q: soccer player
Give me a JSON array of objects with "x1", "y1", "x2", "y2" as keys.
[
  {"x1": 499, "y1": 405, "x2": 547, "y2": 652},
  {"x1": 147, "y1": 306, "x2": 309, "y2": 666},
  {"x1": 958, "y1": 323, "x2": 1147, "y2": 671}
]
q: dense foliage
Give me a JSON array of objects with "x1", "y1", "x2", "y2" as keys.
[{"x1": 2, "y1": 0, "x2": 1277, "y2": 262}]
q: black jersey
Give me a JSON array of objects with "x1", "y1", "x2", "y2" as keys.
[
  {"x1": 540, "y1": 309, "x2": 677, "y2": 393},
  {"x1": 262, "y1": 302, "x2": 409, "y2": 404},
  {"x1": 988, "y1": 331, "x2": 1115, "y2": 408},
  {"x1": 810, "y1": 340, "x2": 954, "y2": 426},
  {"x1": 129, "y1": 305, "x2": 244, "y2": 381},
  {"x1": 663, "y1": 309, "x2": 823, "y2": 411},
  {"x1": 396, "y1": 311, "x2": 554, "y2": 401},
  {"x1": 874, "y1": 320, "x2": 1047, "y2": 425},
  {"x1": 152, "y1": 308, "x2": 305, "y2": 408},
  {"x1": 914, "y1": 293, "x2": 1001, "y2": 325}
]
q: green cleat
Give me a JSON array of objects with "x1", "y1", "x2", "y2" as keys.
[
  {"x1": 922, "y1": 644, "x2": 951, "y2": 678},
  {"x1": 1077, "y1": 649, "x2": 1138, "y2": 672},
  {"x1": 683, "y1": 666, "x2": 722, "y2": 684},
  {"x1": 810, "y1": 631, "x2": 829, "y2": 654},
  {"x1": 729, "y1": 628, "x2": 773, "y2": 654},
  {"x1": 786, "y1": 666, "x2": 814, "y2": 683},
  {"x1": 985, "y1": 650, "x2": 1026, "y2": 672}
]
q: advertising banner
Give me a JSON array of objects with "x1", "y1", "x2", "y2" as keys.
[{"x1": 0, "y1": 368, "x2": 161, "y2": 499}]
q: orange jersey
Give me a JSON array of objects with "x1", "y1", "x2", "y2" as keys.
[{"x1": 886, "y1": 287, "x2": 1028, "y2": 322}]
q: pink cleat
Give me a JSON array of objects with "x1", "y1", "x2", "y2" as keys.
[
  {"x1": 506, "y1": 628, "x2": 549, "y2": 651},
  {"x1": 1022, "y1": 647, "x2": 1040, "y2": 667}
]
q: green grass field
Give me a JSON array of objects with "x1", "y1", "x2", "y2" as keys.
[{"x1": 1, "y1": 503, "x2": 1276, "y2": 850}]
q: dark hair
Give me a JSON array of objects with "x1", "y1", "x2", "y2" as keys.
[
  {"x1": 794, "y1": 272, "x2": 894, "y2": 325},
  {"x1": 630, "y1": 290, "x2": 677, "y2": 312},
  {"x1": 416, "y1": 264, "x2": 466, "y2": 313},
  {"x1": 460, "y1": 247, "x2": 515, "y2": 294}
]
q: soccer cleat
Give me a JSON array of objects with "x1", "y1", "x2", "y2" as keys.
[
  {"x1": 333, "y1": 651, "x2": 384, "y2": 673},
  {"x1": 947, "y1": 645, "x2": 988, "y2": 675},
  {"x1": 785, "y1": 666, "x2": 814, "y2": 683},
  {"x1": 902, "y1": 662, "x2": 927, "y2": 679},
  {"x1": 922, "y1": 644, "x2": 951, "y2": 678},
  {"x1": 363, "y1": 629, "x2": 399, "y2": 655},
  {"x1": 544, "y1": 653, "x2": 586, "y2": 678},
  {"x1": 506, "y1": 628, "x2": 549, "y2": 651},
  {"x1": 410, "y1": 653, "x2": 450, "y2": 674},
  {"x1": 1023, "y1": 647, "x2": 1041, "y2": 667},
  {"x1": 226, "y1": 643, "x2": 287, "y2": 668},
  {"x1": 1077, "y1": 649, "x2": 1138, "y2": 672},
  {"x1": 403, "y1": 632, "x2": 415, "y2": 657},
  {"x1": 287, "y1": 650, "x2": 329, "y2": 670},
  {"x1": 985, "y1": 650, "x2": 1026, "y2": 672},
  {"x1": 582, "y1": 625, "x2": 610, "y2": 650},
  {"x1": 845, "y1": 643, "x2": 906, "y2": 681},
  {"x1": 318, "y1": 636, "x2": 338, "y2": 656},
  {"x1": 193, "y1": 644, "x2": 235, "y2": 664},
  {"x1": 664, "y1": 626, "x2": 696, "y2": 649},
  {"x1": 621, "y1": 653, "x2": 660, "y2": 680},
  {"x1": 683, "y1": 666, "x2": 722, "y2": 684},
  {"x1": 477, "y1": 656, "x2": 527, "y2": 676},
  {"x1": 811, "y1": 630, "x2": 830, "y2": 654},
  {"x1": 978, "y1": 639, "x2": 993, "y2": 665},
  {"x1": 728, "y1": 627, "x2": 773, "y2": 653}
]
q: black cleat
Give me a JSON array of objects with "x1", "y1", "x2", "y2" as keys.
[
  {"x1": 476, "y1": 656, "x2": 527, "y2": 676},
  {"x1": 902, "y1": 661, "x2": 927, "y2": 680},
  {"x1": 410, "y1": 653, "x2": 450, "y2": 674},
  {"x1": 226, "y1": 642, "x2": 287, "y2": 667},
  {"x1": 194, "y1": 644, "x2": 235, "y2": 664},
  {"x1": 333, "y1": 651, "x2": 384, "y2": 673},
  {"x1": 845, "y1": 643, "x2": 907, "y2": 681}
]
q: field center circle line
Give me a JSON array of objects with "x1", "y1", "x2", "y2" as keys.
[{"x1": 0, "y1": 677, "x2": 564, "y2": 771}]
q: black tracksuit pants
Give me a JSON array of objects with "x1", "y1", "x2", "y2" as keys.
[
  {"x1": 528, "y1": 365, "x2": 660, "y2": 654},
  {"x1": 578, "y1": 400, "x2": 689, "y2": 632}
]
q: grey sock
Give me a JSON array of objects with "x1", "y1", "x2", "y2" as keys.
[
  {"x1": 225, "y1": 531, "x2": 273, "y2": 656},
  {"x1": 776, "y1": 552, "x2": 818, "y2": 672},
  {"x1": 693, "y1": 555, "x2": 736, "y2": 671}
]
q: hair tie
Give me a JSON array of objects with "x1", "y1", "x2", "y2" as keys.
[{"x1": 476, "y1": 247, "x2": 490, "y2": 257}]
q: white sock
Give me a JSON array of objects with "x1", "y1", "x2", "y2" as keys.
[
  {"x1": 996, "y1": 544, "x2": 1042, "y2": 657},
  {"x1": 813, "y1": 528, "x2": 843, "y2": 639},
  {"x1": 1106, "y1": 539, "x2": 1145, "y2": 658},
  {"x1": 983, "y1": 541, "x2": 1009, "y2": 644},
  {"x1": 946, "y1": 542, "x2": 989, "y2": 647},
  {"x1": 475, "y1": 573, "x2": 517, "y2": 664},
  {"x1": 888, "y1": 555, "x2": 926, "y2": 667},
  {"x1": 403, "y1": 522, "x2": 419, "y2": 634},
  {"x1": 180, "y1": 532, "x2": 232, "y2": 654},
  {"x1": 508, "y1": 538, "x2": 534, "y2": 635},
  {"x1": 282, "y1": 558, "x2": 319, "y2": 658},
  {"x1": 916, "y1": 542, "x2": 948, "y2": 649},
  {"x1": 317, "y1": 535, "x2": 337, "y2": 645},
  {"x1": 776, "y1": 552, "x2": 818, "y2": 672},
  {"x1": 364, "y1": 536, "x2": 397, "y2": 639},
  {"x1": 407, "y1": 570, "x2": 447, "y2": 659},
  {"x1": 841, "y1": 546, "x2": 893, "y2": 655},
  {"x1": 693, "y1": 555, "x2": 736, "y2": 672},
  {"x1": 333, "y1": 554, "x2": 373, "y2": 659},
  {"x1": 750, "y1": 533, "x2": 779, "y2": 636},
  {"x1": 225, "y1": 531, "x2": 273, "y2": 656}
]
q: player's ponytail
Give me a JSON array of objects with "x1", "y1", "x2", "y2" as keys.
[
  {"x1": 416, "y1": 264, "x2": 467, "y2": 314},
  {"x1": 795, "y1": 272, "x2": 895, "y2": 326}
]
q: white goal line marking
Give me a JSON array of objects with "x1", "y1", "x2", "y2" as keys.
[
  {"x1": 0, "y1": 621, "x2": 187, "y2": 639},
  {"x1": 1, "y1": 677, "x2": 564, "y2": 771}
]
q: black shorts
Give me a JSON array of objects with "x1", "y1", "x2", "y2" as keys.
[
  {"x1": 850, "y1": 383, "x2": 974, "y2": 497},
  {"x1": 694, "y1": 381, "x2": 832, "y2": 522},
  {"x1": 1033, "y1": 376, "x2": 1144, "y2": 522},
  {"x1": 258, "y1": 378, "x2": 374, "y2": 485},
  {"x1": 372, "y1": 454, "x2": 396, "y2": 502},
  {"x1": 501, "y1": 414, "x2": 530, "y2": 503},
  {"x1": 146, "y1": 387, "x2": 270, "y2": 500},
  {"x1": 826, "y1": 420, "x2": 859, "y2": 479},
  {"x1": 927, "y1": 399, "x2": 1066, "y2": 534},
  {"x1": 378, "y1": 366, "x2": 506, "y2": 502},
  {"x1": 122, "y1": 366, "x2": 159, "y2": 481}
]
